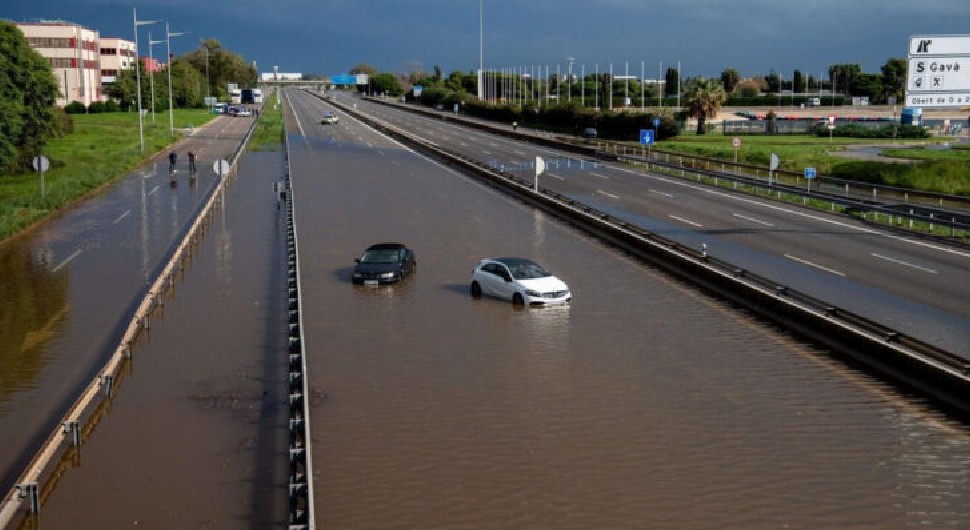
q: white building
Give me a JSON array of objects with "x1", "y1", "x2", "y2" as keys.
[
  {"x1": 99, "y1": 36, "x2": 136, "y2": 90},
  {"x1": 260, "y1": 72, "x2": 302, "y2": 81},
  {"x1": 16, "y1": 20, "x2": 103, "y2": 107}
]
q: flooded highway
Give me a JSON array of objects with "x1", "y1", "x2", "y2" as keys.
[
  {"x1": 1, "y1": 90, "x2": 969, "y2": 529},
  {"x1": 285, "y1": 90, "x2": 970, "y2": 528}
]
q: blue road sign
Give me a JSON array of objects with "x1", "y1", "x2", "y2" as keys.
[
  {"x1": 639, "y1": 129, "x2": 655, "y2": 145},
  {"x1": 652, "y1": 117, "x2": 661, "y2": 128},
  {"x1": 804, "y1": 167, "x2": 817, "y2": 179},
  {"x1": 331, "y1": 74, "x2": 357, "y2": 85}
]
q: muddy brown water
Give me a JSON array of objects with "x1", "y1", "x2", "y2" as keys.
[
  {"x1": 284, "y1": 87, "x2": 970, "y2": 530},
  {"x1": 2, "y1": 89, "x2": 969, "y2": 528}
]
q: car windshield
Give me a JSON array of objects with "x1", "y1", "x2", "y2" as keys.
[
  {"x1": 506, "y1": 261, "x2": 550, "y2": 280},
  {"x1": 360, "y1": 249, "x2": 401, "y2": 264}
]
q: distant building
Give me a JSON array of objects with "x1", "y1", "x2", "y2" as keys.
[
  {"x1": 260, "y1": 72, "x2": 302, "y2": 81},
  {"x1": 142, "y1": 56, "x2": 162, "y2": 73},
  {"x1": 99, "y1": 36, "x2": 136, "y2": 90},
  {"x1": 16, "y1": 20, "x2": 103, "y2": 107}
]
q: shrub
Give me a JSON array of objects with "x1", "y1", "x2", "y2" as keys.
[
  {"x1": 87, "y1": 101, "x2": 106, "y2": 114},
  {"x1": 64, "y1": 101, "x2": 86, "y2": 114},
  {"x1": 104, "y1": 99, "x2": 119, "y2": 112}
]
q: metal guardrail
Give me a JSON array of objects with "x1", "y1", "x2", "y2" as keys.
[
  {"x1": 361, "y1": 95, "x2": 970, "y2": 224},
  {"x1": 0, "y1": 115, "x2": 261, "y2": 528},
  {"x1": 281, "y1": 92, "x2": 316, "y2": 530},
  {"x1": 320, "y1": 91, "x2": 970, "y2": 417}
]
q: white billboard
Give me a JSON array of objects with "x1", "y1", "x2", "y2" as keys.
[{"x1": 906, "y1": 34, "x2": 970, "y2": 107}]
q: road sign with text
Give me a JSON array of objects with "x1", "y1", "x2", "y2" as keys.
[{"x1": 906, "y1": 34, "x2": 970, "y2": 107}]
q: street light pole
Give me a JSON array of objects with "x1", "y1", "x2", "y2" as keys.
[
  {"x1": 478, "y1": 0, "x2": 483, "y2": 100},
  {"x1": 148, "y1": 33, "x2": 164, "y2": 124},
  {"x1": 166, "y1": 22, "x2": 186, "y2": 137},
  {"x1": 132, "y1": 8, "x2": 158, "y2": 152}
]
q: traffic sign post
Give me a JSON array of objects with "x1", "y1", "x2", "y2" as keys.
[
  {"x1": 731, "y1": 137, "x2": 741, "y2": 165},
  {"x1": 639, "y1": 129, "x2": 655, "y2": 159},
  {"x1": 804, "y1": 167, "x2": 816, "y2": 191},
  {"x1": 32, "y1": 155, "x2": 49, "y2": 201}
]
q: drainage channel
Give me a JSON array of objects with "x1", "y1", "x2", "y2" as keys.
[{"x1": 282, "y1": 112, "x2": 315, "y2": 530}]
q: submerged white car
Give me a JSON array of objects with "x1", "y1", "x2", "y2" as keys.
[{"x1": 469, "y1": 257, "x2": 571, "y2": 306}]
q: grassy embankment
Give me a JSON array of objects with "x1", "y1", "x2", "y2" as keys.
[
  {"x1": 248, "y1": 92, "x2": 284, "y2": 151},
  {"x1": 654, "y1": 134, "x2": 970, "y2": 196},
  {"x1": 0, "y1": 109, "x2": 213, "y2": 241}
]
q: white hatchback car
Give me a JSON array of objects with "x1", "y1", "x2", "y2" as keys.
[{"x1": 470, "y1": 257, "x2": 571, "y2": 306}]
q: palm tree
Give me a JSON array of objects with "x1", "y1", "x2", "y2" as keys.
[{"x1": 685, "y1": 77, "x2": 727, "y2": 135}]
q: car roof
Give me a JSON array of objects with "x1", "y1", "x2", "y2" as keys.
[
  {"x1": 365, "y1": 243, "x2": 406, "y2": 250},
  {"x1": 486, "y1": 257, "x2": 536, "y2": 266}
]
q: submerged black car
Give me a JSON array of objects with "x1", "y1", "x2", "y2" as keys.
[{"x1": 352, "y1": 243, "x2": 416, "y2": 284}]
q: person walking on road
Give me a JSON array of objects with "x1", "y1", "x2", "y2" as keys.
[
  {"x1": 168, "y1": 151, "x2": 178, "y2": 173},
  {"x1": 187, "y1": 150, "x2": 197, "y2": 173}
]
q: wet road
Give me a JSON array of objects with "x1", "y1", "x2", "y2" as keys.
[
  {"x1": 329, "y1": 93, "x2": 970, "y2": 358},
  {"x1": 0, "y1": 116, "x2": 253, "y2": 502},
  {"x1": 23, "y1": 151, "x2": 290, "y2": 529},
  {"x1": 1, "y1": 89, "x2": 969, "y2": 529},
  {"x1": 285, "y1": 89, "x2": 970, "y2": 528}
]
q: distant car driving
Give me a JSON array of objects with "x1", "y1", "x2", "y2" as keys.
[
  {"x1": 352, "y1": 243, "x2": 416, "y2": 285},
  {"x1": 469, "y1": 257, "x2": 571, "y2": 306},
  {"x1": 321, "y1": 112, "x2": 339, "y2": 124}
]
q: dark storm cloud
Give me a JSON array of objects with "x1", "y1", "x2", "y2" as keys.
[{"x1": 5, "y1": 0, "x2": 969, "y2": 78}]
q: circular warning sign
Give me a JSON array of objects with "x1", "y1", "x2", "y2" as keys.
[{"x1": 732, "y1": 137, "x2": 741, "y2": 148}]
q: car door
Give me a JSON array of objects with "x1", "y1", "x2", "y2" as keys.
[
  {"x1": 478, "y1": 263, "x2": 501, "y2": 297},
  {"x1": 492, "y1": 263, "x2": 516, "y2": 301}
]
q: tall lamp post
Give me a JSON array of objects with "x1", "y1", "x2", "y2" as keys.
[
  {"x1": 148, "y1": 33, "x2": 164, "y2": 124},
  {"x1": 132, "y1": 8, "x2": 158, "y2": 152},
  {"x1": 165, "y1": 22, "x2": 186, "y2": 137},
  {"x1": 478, "y1": 0, "x2": 484, "y2": 100}
]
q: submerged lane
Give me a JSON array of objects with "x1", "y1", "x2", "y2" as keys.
[{"x1": 288, "y1": 89, "x2": 970, "y2": 529}]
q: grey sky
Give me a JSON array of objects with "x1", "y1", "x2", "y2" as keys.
[{"x1": 6, "y1": 0, "x2": 969, "y2": 79}]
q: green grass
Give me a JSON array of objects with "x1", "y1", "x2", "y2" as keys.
[
  {"x1": 249, "y1": 92, "x2": 284, "y2": 151},
  {"x1": 644, "y1": 133, "x2": 970, "y2": 196},
  {"x1": 0, "y1": 109, "x2": 214, "y2": 241},
  {"x1": 880, "y1": 145, "x2": 970, "y2": 161}
]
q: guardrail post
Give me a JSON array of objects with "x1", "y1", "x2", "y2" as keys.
[
  {"x1": 101, "y1": 374, "x2": 114, "y2": 397},
  {"x1": 17, "y1": 483, "x2": 39, "y2": 514},
  {"x1": 64, "y1": 420, "x2": 81, "y2": 445}
]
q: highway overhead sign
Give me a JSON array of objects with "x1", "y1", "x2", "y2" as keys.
[{"x1": 906, "y1": 34, "x2": 970, "y2": 107}]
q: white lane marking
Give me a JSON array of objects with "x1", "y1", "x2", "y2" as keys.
[
  {"x1": 871, "y1": 253, "x2": 938, "y2": 274},
  {"x1": 483, "y1": 150, "x2": 493, "y2": 155},
  {"x1": 784, "y1": 254, "x2": 846, "y2": 276},
  {"x1": 52, "y1": 248, "x2": 82, "y2": 273},
  {"x1": 546, "y1": 172, "x2": 565, "y2": 180},
  {"x1": 288, "y1": 97, "x2": 306, "y2": 137},
  {"x1": 733, "y1": 213, "x2": 774, "y2": 227},
  {"x1": 513, "y1": 150, "x2": 526, "y2": 156},
  {"x1": 669, "y1": 214, "x2": 702, "y2": 227},
  {"x1": 591, "y1": 172, "x2": 609, "y2": 179},
  {"x1": 597, "y1": 189, "x2": 620, "y2": 199},
  {"x1": 649, "y1": 189, "x2": 673, "y2": 198},
  {"x1": 113, "y1": 210, "x2": 131, "y2": 224},
  {"x1": 609, "y1": 163, "x2": 970, "y2": 260},
  {"x1": 147, "y1": 185, "x2": 160, "y2": 196}
]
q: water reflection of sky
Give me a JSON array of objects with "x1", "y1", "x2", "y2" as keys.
[{"x1": 575, "y1": 193, "x2": 970, "y2": 358}]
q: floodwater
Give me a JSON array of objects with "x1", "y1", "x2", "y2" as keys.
[
  {"x1": 2, "y1": 151, "x2": 290, "y2": 529},
  {"x1": 288, "y1": 88, "x2": 970, "y2": 529},
  {"x1": 1, "y1": 88, "x2": 969, "y2": 529}
]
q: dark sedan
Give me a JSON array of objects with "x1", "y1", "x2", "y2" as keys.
[{"x1": 352, "y1": 243, "x2": 416, "y2": 285}]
